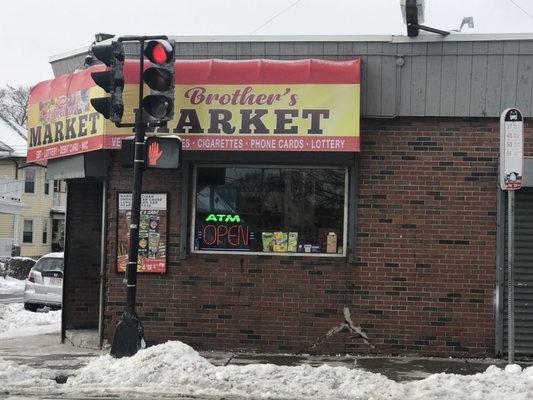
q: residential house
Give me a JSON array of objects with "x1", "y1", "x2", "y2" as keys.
[{"x1": 0, "y1": 115, "x2": 65, "y2": 258}]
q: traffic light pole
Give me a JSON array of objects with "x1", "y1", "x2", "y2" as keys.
[{"x1": 111, "y1": 38, "x2": 147, "y2": 358}]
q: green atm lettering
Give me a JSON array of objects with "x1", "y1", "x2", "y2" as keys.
[{"x1": 205, "y1": 214, "x2": 241, "y2": 222}]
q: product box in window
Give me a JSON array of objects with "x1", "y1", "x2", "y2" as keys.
[
  {"x1": 273, "y1": 231, "x2": 288, "y2": 252},
  {"x1": 288, "y1": 232, "x2": 298, "y2": 252},
  {"x1": 262, "y1": 232, "x2": 274, "y2": 252},
  {"x1": 326, "y1": 232, "x2": 338, "y2": 254}
]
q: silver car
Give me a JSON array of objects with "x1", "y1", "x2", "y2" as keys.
[{"x1": 23, "y1": 252, "x2": 64, "y2": 311}]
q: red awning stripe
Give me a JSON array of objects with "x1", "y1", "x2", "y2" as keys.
[{"x1": 29, "y1": 59, "x2": 360, "y2": 104}]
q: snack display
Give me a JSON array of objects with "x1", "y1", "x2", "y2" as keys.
[
  {"x1": 288, "y1": 232, "x2": 298, "y2": 252},
  {"x1": 273, "y1": 232, "x2": 288, "y2": 252},
  {"x1": 262, "y1": 232, "x2": 274, "y2": 252}
]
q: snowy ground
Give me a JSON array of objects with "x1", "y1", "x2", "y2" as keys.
[
  {"x1": 0, "y1": 276, "x2": 531, "y2": 399},
  {"x1": 0, "y1": 276, "x2": 25, "y2": 294},
  {"x1": 0, "y1": 340, "x2": 532, "y2": 399},
  {"x1": 0, "y1": 303, "x2": 61, "y2": 339}
]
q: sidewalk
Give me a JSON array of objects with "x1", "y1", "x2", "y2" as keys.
[{"x1": 1, "y1": 332, "x2": 528, "y2": 383}]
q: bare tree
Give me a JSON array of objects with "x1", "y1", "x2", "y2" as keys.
[{"x1": 0, "y1": 85, "x2": 31, "y2": 127}]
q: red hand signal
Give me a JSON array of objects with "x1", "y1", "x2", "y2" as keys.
[{"x1": 148, "y1": 141, "x2": 163, "y2": 166}]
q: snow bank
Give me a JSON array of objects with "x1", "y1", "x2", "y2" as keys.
[
  {"x1": 407, "y1": 364, "x2": 533, "y2": 400},
  {"x1": 0, "y1": 303, "x2": 61, "y2": 339},
  {"x1": 1, "y1": 339, "x2": 533, "y2": 399},
  {"x1": 66, "y1": 341, "x2": 402, "y2": 398},
  {"x1": 65, "y1": 341, "x2": 533, "y2": 399},
  {"x1": 0, "y1": 359, "x2": 58, "y2": 392},
  {"x1": 0, "y1": 276, "x2": 25, "y2": 294}
]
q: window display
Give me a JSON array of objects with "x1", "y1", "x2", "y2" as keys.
[
  {"x1": 193, "y1": 166, "x2": 347, "y2": 255},
  {"x1": 117, "y1": 193, "x2": 167, "y2": 273}
]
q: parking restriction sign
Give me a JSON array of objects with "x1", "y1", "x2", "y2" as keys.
[{"x1": 500, "y1": 108, "x2": 524, "y2": 190}]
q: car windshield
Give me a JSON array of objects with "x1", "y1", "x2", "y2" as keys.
[{"x1": 35, "y1": 257, "x2": 64, "y2": 272}]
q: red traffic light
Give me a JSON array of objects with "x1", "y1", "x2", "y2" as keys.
[
  {"x1": 152, "y1": 44, "x2": 167, "y2": 64},
  {"x1": 144, "y1": 40, "x2": 173, "y2": 65}
]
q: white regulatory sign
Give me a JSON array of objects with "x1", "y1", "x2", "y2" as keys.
[{"x1": 500, "y1": 108, "x2": 524, "y2": 190}]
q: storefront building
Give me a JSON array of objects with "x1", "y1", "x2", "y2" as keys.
[{"x1": 35, "y1": 34, "x2": 533, "y2": 357}]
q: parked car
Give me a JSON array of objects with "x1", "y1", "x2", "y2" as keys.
[{"x1": 23, "y1": 252, "x2": 64, "y2": 311}]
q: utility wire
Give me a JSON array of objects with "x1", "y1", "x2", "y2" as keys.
[
  {"x1": 250, "y1": 0, "x2": 303, "y2": 34},
  {"x1": 509, "y1": 0, "x2": 533, "y2": 20}
]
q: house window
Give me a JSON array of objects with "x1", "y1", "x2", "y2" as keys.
[
  {"x1": 54, "y1": 180, "x2": 65, "y2": 193},
  {"x1": 44, "y1": 179, "x2": 50, "y2": 195},
  {"x1": 23, "y1": 219, "x2": 34, "y2": 244},
  {"x1": 42, "y1": 219, "x2": 48, "y2": 244},
  {"x1": 192, "y1": 165, "x2": 347, "y2": 256},
  {"x1": 24, "y1": 168, "x2": 36, "y2": 194}
]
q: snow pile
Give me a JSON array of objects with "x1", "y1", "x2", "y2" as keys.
[
  {"x1": 0, "y1": 358, "x2": 58, "y2": 392},
  {"x1": 407, "y1": 364, "x2": 533, "y2": 400},
  {"x1": 66, "y1": 341, "x2": 403, "y2": 398},
  {"x1": 0, "y1": 303, "x2": 61, "y2": 339},
  {"x1": 64, "y1": 341, "x2": 533, "y2": 399},
  {"x1": 0, "y1": 340, "x2": 532, "y2": 399},
  {"x1": 0, "y1": 276, "x2": 26, "y2": 294}
]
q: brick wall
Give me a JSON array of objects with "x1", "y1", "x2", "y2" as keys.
[
  {"x1": 102, "y1": 117, "x2": 533, "y2": 357},
  {"x1": 63, "y1": 180, "x2": 102, "y2": 330}
]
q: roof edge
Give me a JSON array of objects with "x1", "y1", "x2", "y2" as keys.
[{"x1": 49, "y1": 32, "x2": 533, "y2": 63}]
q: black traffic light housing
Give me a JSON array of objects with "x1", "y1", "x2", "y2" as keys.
[
  {"x1": 90, "y1": 41, "x2": 125, "y2": 123},
  {"x1": 145, "y1": 136, "x2": 182, "y2": 169},
  {"x1": 142, "y1": 40, "x2": 175, "y2": 122},
  {"x1": 119, "y1": 136, "x2": 182, "y2": 170}
]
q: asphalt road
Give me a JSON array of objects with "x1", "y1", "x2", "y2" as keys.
[{"x1": 0, "y1": 292, "x2": 23, "y2": 304}]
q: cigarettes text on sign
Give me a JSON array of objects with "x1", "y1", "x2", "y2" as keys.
[{"x1": 27, "y1": 59, "x2": 361, "y2": 162}]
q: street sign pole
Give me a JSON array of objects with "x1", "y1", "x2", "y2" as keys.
[
  {"x1": 110, "y1": 38, "x2": 146, "y2": 358},
  {"x1": 499, "y1": 107, "x2": 524, "y2": 365},
  {"x1": 508, "y1": 189, "x2": 515, "y2": 364}
]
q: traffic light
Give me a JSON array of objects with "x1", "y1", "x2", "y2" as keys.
[
  {"x1": 90, "y1": 41, "x2": 125, "y2": 123},
  {"x1": 142, "y1": 40, "x2": 175, "y2": 122}
]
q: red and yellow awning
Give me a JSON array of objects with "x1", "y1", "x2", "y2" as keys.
[{"x1": 28, "y1": 59, "x2": 360, "y2": 162}]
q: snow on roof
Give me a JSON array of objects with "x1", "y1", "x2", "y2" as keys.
[
  {"x1": 0, "y1": 115, "x2": 26, "y2": 157},
  {"x1": 40, "y1": 252, "x2": 63, "y2": 259},
  {"x1": 0, "y1": 139, "x2": 13, "y2": 153}
]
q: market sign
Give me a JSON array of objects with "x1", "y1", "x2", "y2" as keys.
[
  {"x1": 27, "y1": 59, "x2": 361, "y2": 162},
  {"x1": 500, "y1": 108, "x2": 524, "y2": 190}
]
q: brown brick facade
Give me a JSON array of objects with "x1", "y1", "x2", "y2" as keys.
[
  {"x1": 63, "y1": 180, "x2": 103, "y2": 330},
  {"x1": 99, "y1": 117, "x2": 532, "y2": 357}
]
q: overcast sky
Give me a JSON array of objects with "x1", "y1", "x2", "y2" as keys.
[{"x1": 1, "y1": 0, "x2": 532, "y2": 87}]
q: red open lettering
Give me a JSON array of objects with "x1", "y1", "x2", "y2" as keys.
[{"x1": 202, "y1": 224, "x2": 250, "y2": 248}]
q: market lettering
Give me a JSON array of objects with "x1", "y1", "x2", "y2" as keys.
[
  {"x1": 239, "y1": 109, "x2": 269, "y2": 134},
  {"x1": 172, "y1": 109, "x2": 329, "y2": 135},
  {"x1": 28, "y1": 112, "x2": 101, "y2": 147},
  {"x1": 205, "y1": 214, "x2": 241, "y2": 223}
]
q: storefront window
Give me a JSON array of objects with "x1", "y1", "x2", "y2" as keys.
[{"x1": 193, "y1": 166, "x2": 347, "y2": 255}]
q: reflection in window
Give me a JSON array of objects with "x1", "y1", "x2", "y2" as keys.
[{"x1": 194, "y1": 166, "x2": 346, "y2": 255}]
